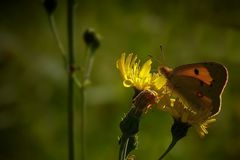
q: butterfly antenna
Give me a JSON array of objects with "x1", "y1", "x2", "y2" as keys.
[
  {"x1": 159, "y1": 44, "x2": 166, "y2": 65},
  {"x1": 146, "y1": 54, "x2": 157, "y2": 72},
  {"x1": 147, "y1": 54, "x2": 162, "y2": 64},
  {"x1": 147, "y1": 45, "x2": 166, "y2": 72}
]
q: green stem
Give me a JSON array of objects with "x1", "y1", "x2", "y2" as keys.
[
  {"x1": 78, "y1": 44, "x2": 96, "y2": 160},
  {"x1": 73, "y1": 73, "x2": 82, "y2": 88},
  {"x1": 48, "y1": 12, "x2": 85, "y2": 89},
  {"x1": 78, "y1": 48, "x2": 95, "y2": 160},
  {"x1": 48, "y1": 14, "x2": 67, "y2": 66},
  {"x1": 80, "y1": 85, "x2": 86, "y2": 160},
  {"x1": 84, "y1": 48, "x2": 95, "y2": 82},
  {"x1": 67, "y1": 0, "x2": 75, "y2": 159},
  {"x1": 158, "y1": 119, "x2": 190, "y2": 160},
  {"x1": 158, "y1": 138, "x2": 177, "y2": 160},
  {"x1": 119, "y1": 135, "x2": 129, "y2": 160}
]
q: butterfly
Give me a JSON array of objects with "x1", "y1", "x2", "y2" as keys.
[{"x1": 159, "y1": 62, "x2": 228, "y2": 116}]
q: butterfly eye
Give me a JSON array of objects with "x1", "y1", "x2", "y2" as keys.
[{"x1": 194, "y1": 68, "x2": 199, "y2": 75}]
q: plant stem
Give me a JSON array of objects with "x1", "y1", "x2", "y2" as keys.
[
  {"x1": 84, "y1": 48, "x2": 94, "y2": 81},
  {"x1": 158, "y1": 138, "x2": 177, "y2": 160},
  {"x1": 79, "y1": 48, "x2": 92, "y2": 160},
  {"x1": 80, "y1": 84, "x2": 86, "y2": 160},
  {"x1": 119, "y1": 135, "x2": 129, "y2": 160},
  {"x1": 48, "y1": 14, "x2": 67, "y2": 66},
  {"x1": 158, "y1": 119, "x2": 190, "y2": 160},
  {"x1": 67, "y1": 0, "x2": 75, "y2": 159}
]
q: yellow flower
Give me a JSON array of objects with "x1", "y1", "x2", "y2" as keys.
[
  {"x1": 158, "y1": 93, "x2": 217, "y2": 137},
  {"x1": 116, "y1": 53, "x2": 166, "y2": 91}
]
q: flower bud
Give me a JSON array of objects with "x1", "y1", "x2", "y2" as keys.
[
  {"x1": 171, "y1": 119, "x2": 190, "y2": 142},
  {"x1": 83, "y1": 28, "x2": 101, "y2": 53},
  {"x1": 43, "y1": 0, "x2": 57, "y2": 15}
]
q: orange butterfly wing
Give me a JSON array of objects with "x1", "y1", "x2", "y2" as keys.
[{"x1": 166, "y1": 62, "x2": 228, "y2": 116}]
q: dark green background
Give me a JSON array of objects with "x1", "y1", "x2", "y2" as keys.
[{"x1": 0, "y1": 0, "x2": 239, "y2": 159}]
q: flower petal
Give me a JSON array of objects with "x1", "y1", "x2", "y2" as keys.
[{"x1": 139, "y1": 59, "x2": 152, "y2": 78}]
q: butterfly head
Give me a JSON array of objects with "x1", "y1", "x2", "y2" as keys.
[{"x1": 159, "y1": 66, "x2": 173, "y2": 78}]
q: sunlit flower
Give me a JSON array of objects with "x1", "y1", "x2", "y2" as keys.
[
  {"x1": 116, "y1": 53, "x2": 166, "y2": 91},
  {"x1": 158, "y1": 93, "x2": 217, "y2": 137}
]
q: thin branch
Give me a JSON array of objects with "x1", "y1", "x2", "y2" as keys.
[
  {"x1": 79, "y1": 84, "x2": 86, "y2": 160},
  {"x1": 67, "y1": 0, "x2": 75, "y2": 159},
  {"x1": 158, "y1": 138, "x2": 177, "y2": 160},
  {"x1": 48, "y1": 14, "x2": 67, "y2": 66},
  {"x1": 158, "y1": 119, "x2": 190, "y2": 160},
  {"x1": 84, "y1": 48, "x2": 94, "y2": 81},
  {"x1": 119, "y1": 135, "x2": 130, "y2": 160}
]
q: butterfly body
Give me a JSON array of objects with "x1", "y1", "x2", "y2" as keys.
[{"x1": 159, "y1": 62, "x2": 228, "y2": 116}]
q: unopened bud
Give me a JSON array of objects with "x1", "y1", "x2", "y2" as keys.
[
  {"x1": 43, "y1": 0, "x2": 57, "y2": 15},
  {"x1": 83, "y1": 28, "x2": 101, "y2": 52}
]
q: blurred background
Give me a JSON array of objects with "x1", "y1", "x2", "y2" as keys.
[{"x1": 0, "y1": 0, "x2": 240, "y2": 159}]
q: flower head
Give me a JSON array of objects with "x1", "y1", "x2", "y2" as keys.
[
  {"x1": 83, "y1": 28, "x2": 101, "y2": 52},
  {"x1": 158, "y1": 93, "x2": 217, "y2": 137},
  {"x1": 116, "y1": 53, "x2": 166, "y2": 92},
  {"x1": 43, "y1": 0, "x2": 57, "y2": 15}
]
